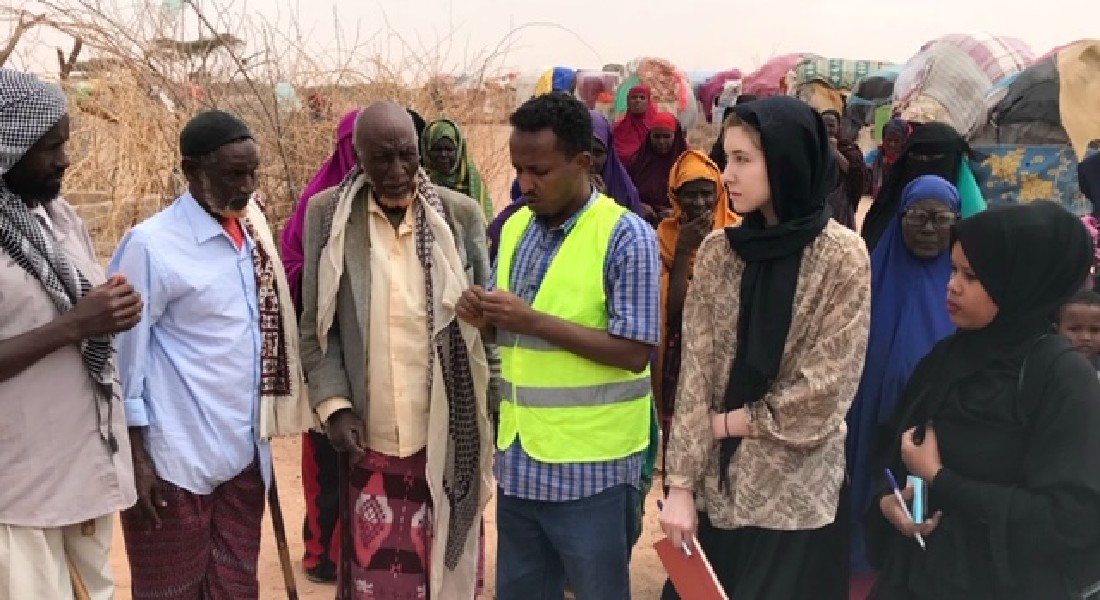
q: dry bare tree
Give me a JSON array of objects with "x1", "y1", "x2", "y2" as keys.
[{"x1": 6, "y1": 0, "x2": 520, "y2": 257}]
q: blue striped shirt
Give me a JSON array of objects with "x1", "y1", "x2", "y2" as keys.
[{"x1": 490, "y1": 191, "x2": 660, "y2": 502}]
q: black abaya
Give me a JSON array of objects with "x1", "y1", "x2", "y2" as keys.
[{"x1": 866, "y1": 202, "x2": 1100, "y2": 599}]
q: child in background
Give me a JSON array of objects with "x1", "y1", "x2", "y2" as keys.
[{"x1": 1059, "y1": 290, "x2": 1100, "y2": 374}]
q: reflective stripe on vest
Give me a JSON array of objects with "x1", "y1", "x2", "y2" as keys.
[
  {"x1": 502, "y1": 377, "x2": 652, "y2": 408},
  {"x1": 496, "y1": 330, "x2": 558, "y2": 351},
  {"x1": 494, "y1": 194, "x2": 651, "y2": 463}
]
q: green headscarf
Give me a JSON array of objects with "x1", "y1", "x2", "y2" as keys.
[{"x1": 422, "y1": 118, "x2": 493, "y2": 222}]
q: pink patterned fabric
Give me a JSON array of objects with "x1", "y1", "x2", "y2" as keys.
[
  {"x1": 897, "y1": 34, "x2": 1035, "y2": 135},
  {"x1": 341, "y1": 448, "x2": 487, "y2": 600},
  {"x1": 742, "y1": 53, "x2": 816, "y2": 97},
  {"x1": 345, "y1": 450, "x2": 433, "y2": 600},
  {"x1": 1082, "y1": 215, "x2": 1100, "y2": 264},
  {"x1": 922, "y1": 33, "x2": 1035, "y2": 85},
  {"x1": 631, "y1": 58, "x2": 692, "y2": 112}
]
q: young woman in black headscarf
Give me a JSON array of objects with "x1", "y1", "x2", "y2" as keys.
[
  {"x1": 865, "y1": 201, "x2": 1100, "y2": 600},
  {"x1": 659, "y1": 96, "x2": 872, "y2": 600},
  {"x1": 862, "y1": 122, "x2": 983, "y2": 251},
  {"x1": 708, "y1": 95, "x2": 758, "y2": 172}
]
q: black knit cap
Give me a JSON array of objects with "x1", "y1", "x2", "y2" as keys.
[{"x1": 180, "y1": 109, "x2": 253, "y2": 158}]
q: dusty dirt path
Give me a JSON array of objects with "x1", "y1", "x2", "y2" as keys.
[{"x1": 108, "y1": 436, "x2": 670, "y2": 599}]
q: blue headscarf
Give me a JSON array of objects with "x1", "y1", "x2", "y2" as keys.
[
  {"x1": 846, "y1": 174, "x2": 961, "y2": 574},
  {"x1": 551, "y1": 67, "x2": 576, "y2": 92}
]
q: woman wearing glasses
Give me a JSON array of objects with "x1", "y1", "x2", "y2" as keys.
[
  {"x1": 861, "y1": 122, "x2": 986, "y2": 252},
  {"x1": 846, "y1": 175, "x2": 961, "y2": 584}
]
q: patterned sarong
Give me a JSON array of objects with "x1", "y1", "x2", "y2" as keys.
[
  {"x1": 120, "y1": 462, "x2": 265, "y2": 600},
  {"x1": 346, "y1": 449, "x2": 433, "y2": 599},
  {"x1": 342, "y1": 449, "x2": 486, "y2": 600}
]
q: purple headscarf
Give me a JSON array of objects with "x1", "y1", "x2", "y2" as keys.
[
  {"x1": 591, "y1": 110, "x2": 642, "y2": 213},
  {"x1": 280, "y1": 109, "x2": 359, "y2": 309},
  {"x1": 490, "y1": 110, "x2": 641, "y2": 262}
]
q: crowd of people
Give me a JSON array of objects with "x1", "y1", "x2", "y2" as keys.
[{"x1": 2, "y1": 61, "x2": 1100, "y2": 600}]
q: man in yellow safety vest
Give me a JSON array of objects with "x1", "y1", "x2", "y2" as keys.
[{"x1": 458, "y1": 91, "x2": 661, "y2": 600}]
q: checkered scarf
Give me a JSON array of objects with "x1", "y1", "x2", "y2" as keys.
[
  {"x1": 321, "y1": 167, "x2": 481, "y2": 570},
  {"x1": 0, "y1": 69, "x2": 117, "y2": 451}
]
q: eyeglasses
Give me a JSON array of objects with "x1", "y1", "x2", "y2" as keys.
[{"x1": 902, "y1": 209, "x2": 959, "y2": 228}]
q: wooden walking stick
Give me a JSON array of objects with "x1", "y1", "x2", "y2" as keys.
[
  {"x1": 268, "y1": 476, "x2": 300, "y2": 600},
  {"x1": 337, "y1": 450, "x2": 354, "y2": 600},
  {"x1": 67, "y1": 553, "x2": 92, "y2": 600},
  {"x1": 66, "y1": 520, "x2": 97, "y2": 600}
]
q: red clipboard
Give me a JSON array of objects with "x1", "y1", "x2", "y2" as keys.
[{"x1": 654, "y1": 536, "x2": 729, "y2": 600}]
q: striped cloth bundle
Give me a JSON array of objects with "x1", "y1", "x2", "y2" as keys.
[{"x1": 896, "y1": 34, "x2": 1035, "y2": 136}]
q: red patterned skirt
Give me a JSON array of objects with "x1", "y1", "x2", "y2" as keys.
[
  {"x1": 121, "y1": 462, "x2": 265, "y2": 600},
  {"x1": 343, "y1": 449, "x2": 433, "y2": 600},
  {"x1": 340, "y1": 448, "x2": 485, "y2": 600}
]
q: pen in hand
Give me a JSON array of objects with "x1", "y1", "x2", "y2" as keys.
[
  {"x1": 657, "y1": 499, "x2": 694, "y2": 557},
  {"x1": 885, "y1": 468, "x2": 926, "y2": 551}
]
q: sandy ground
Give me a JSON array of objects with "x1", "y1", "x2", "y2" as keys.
[{"x1": 107, "y1": 436, "x2": 670, "y2": 599}]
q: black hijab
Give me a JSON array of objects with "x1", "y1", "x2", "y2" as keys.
[
  {"x1": 889, "y1": 201, "x2": 1093, "y2": 441},
  {"x1": 862, "y1": 121, "x2": 970, "y2": 251},
  {"x1": 719, "y1": 96, "x2": 836, "y2": 486},
  {"x1": 867, "y1": 201, "x2": 1098, "y2": 592},
  {"x1": 1080, "y1": 152, "x2": 1100, "y2": 221},
  {"x1": 709, "y1": 106, "x2": 734, "y2": 171}
]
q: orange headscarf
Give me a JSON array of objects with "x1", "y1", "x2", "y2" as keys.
[
  {"x1": 657, "y1": 150, "x2": 740, "y2": 272},
  {"x1": 654, "y1": 150, "x2": 740, "y2": 411}
]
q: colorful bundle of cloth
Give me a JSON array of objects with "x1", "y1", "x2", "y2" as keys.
[
  {"x1": 969, "y1": 40, "x2": 1100, "y2": 157},
  {"x1": 793, "y1": 58, "x2": 895, "y2": 92},
  {"x1": 969, "y1": 144, "x2": 1098, "y2": 215},
  {"x1": 895, "y1": 33, "x2": 1035, "y2": 136},
  {"x1": 741, "y1": 53, "x2": 819, "y2": 97},
  {"x1": 614, "y1": 57, "x2": 699, "y2": 128}
]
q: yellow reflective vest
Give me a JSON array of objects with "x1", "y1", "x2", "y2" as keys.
[{"x1": 494, "y1": 194, "x2": 651, "y2": 463}]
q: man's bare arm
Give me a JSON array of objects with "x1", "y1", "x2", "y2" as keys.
[{"x1": 0, "y1": 318, "x2": 79, "y2": 383}]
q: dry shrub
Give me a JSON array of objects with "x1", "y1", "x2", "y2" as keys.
[{"x1": 3, "y1": 0, "x2": 517, "y2": 258}]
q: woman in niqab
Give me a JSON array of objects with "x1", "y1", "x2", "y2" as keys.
[{"x1": 862, "y1": 122, "x2": 985, "y2": 251}]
